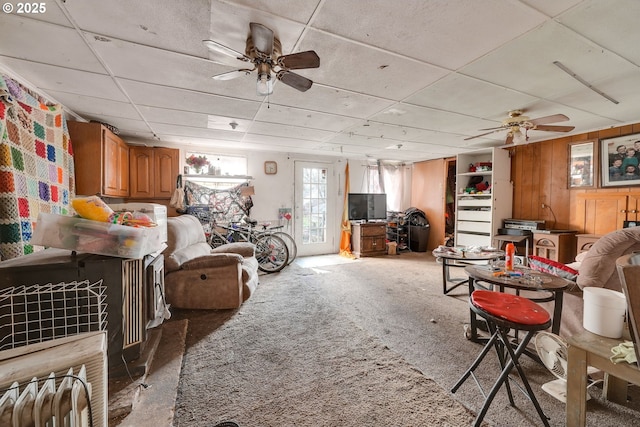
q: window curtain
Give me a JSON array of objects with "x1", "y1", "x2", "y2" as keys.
[
  {"x1": 367, "y1": 161, "x2": 405, "y2": 212},
  {"x1": 0, "y1": 74, "x2": 74, "y2": 260}
]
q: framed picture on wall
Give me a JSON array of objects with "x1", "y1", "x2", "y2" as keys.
[
  {"x1": 601, "y1": 134, "x2": 640, "y2": 187},
  {"x1": 568, "y1": 140, "x2": 596, "y2": 188}
]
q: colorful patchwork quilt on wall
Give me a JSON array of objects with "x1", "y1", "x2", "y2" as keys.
[{"x1": 0, "y1": 75, "x2": 75, "y2": 260}]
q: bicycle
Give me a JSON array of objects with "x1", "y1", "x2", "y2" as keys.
[
  {"x1": 251, "y1": 222, "x2": 297, "y2": 266},
  {"x1": 207, "y1": 215, "x2": 289, "y2": 273}
]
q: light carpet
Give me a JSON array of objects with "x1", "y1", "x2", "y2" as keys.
[{"x1": 173, "y1": 263, "x2": 479, "y2": 427}]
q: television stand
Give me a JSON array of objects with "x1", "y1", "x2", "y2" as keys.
[{"x1": 351, "y1": 222, "x2": 387, "y2": 258}]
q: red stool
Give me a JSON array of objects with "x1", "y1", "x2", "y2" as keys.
[{"x1": 451, "y1": 289, "x2": 552, "y2": 427}]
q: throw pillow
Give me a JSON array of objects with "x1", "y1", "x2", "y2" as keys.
[{"x1": 528, "y1": 255, "x2": 579, "y2": 281}]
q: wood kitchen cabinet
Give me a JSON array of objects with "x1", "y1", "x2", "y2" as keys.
[
  {"x1": 68, "y1": 121, "x2": 130, "y2": 197},
  {"x1": 351, "y1": 223, "x2": 387, "y2": 258},
  {"x1": 129, "y1": 146, "x2": 179, "y2": 199},
  {"x1": 576, "y1": 192, "x2": 640, "y2": 234}
]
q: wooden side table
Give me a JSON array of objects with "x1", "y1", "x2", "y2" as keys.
[
  {"x1": 576, "y1": 234, "x2": 601, "y2": 254},
  {"x1": 566, "y1": 330, "x2": 640, "y2": 427},
  {"x1": 532, "y1": 231, "x2": 577, "y2": 263}
]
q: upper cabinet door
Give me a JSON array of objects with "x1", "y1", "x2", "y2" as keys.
[
  {"x1": 154, "y1": 148, "x2": 179, "y2": 199},
  {"x1": 129, "y1": 146, "x2": 179, "y2": 199},
  {"x1": 68, "y1": 121, "x2": 130, "y2": 197},
  {"x1": 129, "y1": 146, "x2": 154, "y2": 198}
]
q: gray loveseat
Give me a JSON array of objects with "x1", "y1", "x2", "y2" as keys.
[{"x1": 162, "y1": 214, "x2": 259, "y2": 309}]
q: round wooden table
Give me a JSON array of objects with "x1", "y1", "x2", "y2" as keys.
[
  {"x1": 432, "y1": 248, "x2": 504, "y2": 294},
  {"x1": 464, "y1": 264, "x2": 571, "y2": 342}
]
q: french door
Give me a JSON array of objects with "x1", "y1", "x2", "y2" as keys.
[{"x1": 294, "y1": 161, "x2": 335, "y2": 256}]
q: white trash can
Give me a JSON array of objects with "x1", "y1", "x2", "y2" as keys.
[{"x1": 583, "y1": 287, "x2": 627, "y2": 338}]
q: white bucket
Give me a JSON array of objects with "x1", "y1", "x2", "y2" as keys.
[{"x1": 583, "y1": 287, "x2": 627, "y2": 338}]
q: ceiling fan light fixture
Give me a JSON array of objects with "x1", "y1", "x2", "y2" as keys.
[
  {"x1": 256, "y1": 73, "x2": 273, "y2": 96},
  {"x1": 512, "y1": 128, "x2": 527, "y2": 144},
  {"x1": 256, "y1": 61, "x2": 273, "y2": 96}
]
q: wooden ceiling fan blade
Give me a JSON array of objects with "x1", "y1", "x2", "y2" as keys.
[
  {"x1": 529, "y1": 114, "x2": 570, "y2": 126},
  {"x1": 478, "y1": 125, "x2": 507, "y2": 131},
  {"x1": 505, "y1": 133, "x2": 514, "y2": 145},
  {"x1": 464, "y1": 128, "x2": 507, "y2": 141},
  {"x1": 250, "y1": 22, "x2": 274, "y2": 55},
  {"x1": 277, "y1": 71, "x2": 313, "y2": 92},
  {"x1": 212, "y1": 69, "x2": 253, "y2": 81},
  {"x1": 277, "y1": 51, "x2": 320, "y2": 70},
  {"x1": 534, "y1": 124, "x2": 575, "y2": 132},
  {"x1": 203, "y1": 40, "x2": 251, "y2": 62}
]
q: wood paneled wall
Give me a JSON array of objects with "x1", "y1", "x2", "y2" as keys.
[
  {"x1": 410, "y1": 157, "x2": 449, "y2": 249},
  {"x1": 511, "y1": 122, "x2": 640, "y2": 233},
  {"x1": 411, "y1": 122, "x2": 640, "y2": 249}
]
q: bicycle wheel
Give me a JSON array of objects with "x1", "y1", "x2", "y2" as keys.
[
  {"x1": 273, "y1": 231, "x2": 297, "y2": 265},
  {"x1": 208, "y1": 229, "x2": 229, "y2": 248},
  {"x1": 254, "y1": 234, "x2": 289, "y2": 273}
]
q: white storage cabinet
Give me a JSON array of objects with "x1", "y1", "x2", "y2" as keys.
[{"x1": 455, "y1": 147, "x2": 512, "y2": 248}]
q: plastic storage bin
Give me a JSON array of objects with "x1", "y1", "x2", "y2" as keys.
[
  {"x1": 32, "y1": 213, "x2": 163, "y2": 258},
  {"x1": 109, "y1": 202, "x2": 168, "y2": 243}
]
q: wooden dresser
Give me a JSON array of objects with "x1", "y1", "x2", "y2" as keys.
[{"x1": 351, "y1": 223, "x2": 387, "y2": 258}]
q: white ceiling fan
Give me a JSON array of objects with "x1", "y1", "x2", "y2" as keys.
[
  {"x1": 465, "y1": 110, "x2": 575, "y2": 145},
  {"x1": 203, "y1": 22, "x2": 320, "y2": 96}
]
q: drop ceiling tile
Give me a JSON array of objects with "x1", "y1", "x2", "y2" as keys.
[
  {"x1": 242, "y1": 133, "x2": 323, "y2": 150},
  {"x1": 208, "y1": 1, "x2": 307, "y2": 56},
  {"x1": 86, "y1": 35, "x2": 261, "y2": 99},
  {"x1": 46, "y1": 90, "x2": 140, "y2": 119},
  {"x1": 460, "y1": 21, "x2": 636, "y2": 101},
  {"x1": 220, "y1": 0, "x2": 320, "y2": 23},
  {"x1": 136, "y1": 106, "x2": 209, "y2": 128},
  {"x1": 313, "y1": 0, "x2": 547, "y2": 69},
  {"x1": 248, "y1": 121, "x2": 335, "y2": 141},
  {"x1": 78, "y1": 115, "x2": 152, "y2": 134},
  {"x1": 405, "y1": 74, "x2": 539, "y2": 120},
  {"x1": 0, "y1": 16, "x2": 104, "y2": 72},
  {"x1": 4, "y1": 1, "x2": 72, "y2": 26},
  {"x1": 63, "y1": 0, "x2": 212, "y2": 57},
  {"x1": 296, "y1": 29, "x2": 448, "y2": 100},
  {"x1": 255, "y1": 104, "x2": 362, "y2": 132},
  {"x1": 267, "y1": 83, "x2": 394, "y2": 118},
  {"x1": 558, "y1": 0, "x2": 640, "y2": 65},
  {"x1": 0, "y1": 58, "x2": 126, "y2": 101},
  {"x1": 119, "y1": 80, "x2": 262, "y2": 119},
  {"x1": 520, "y1": 0, "x2": 584, "y2": 16},
  {"x1": 371, "y1": 103, "x2": 498, "y2": 135},
  {"x1": 150, "y1": 123, "x2": 245, "y2": 141}
]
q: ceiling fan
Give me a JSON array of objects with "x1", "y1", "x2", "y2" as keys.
[
  {"x1": 465, "y1": 110, "x2": 575, "y2": 145},
  {"x1": 203, "y1": 22, "x2": 320, "y2": 96}
]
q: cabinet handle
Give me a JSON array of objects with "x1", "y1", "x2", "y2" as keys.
[
  {"x1": 630, "y1": 210, "x2": 638, "y2": 214},
  {"x1": 621, "y1": 209, "x2": 629, "y2": 213}
]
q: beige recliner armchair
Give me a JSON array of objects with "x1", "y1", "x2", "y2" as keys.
[
  {"x1": 547, "y1": 226, "x2": 640, "y2": 337},
  {"x1": 162, "y1": 214, "x2": 259, "y2": 309}
]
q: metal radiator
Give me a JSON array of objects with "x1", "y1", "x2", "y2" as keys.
[{"x1": 0, "y1": 332, "x2": 108, "y2": 427}]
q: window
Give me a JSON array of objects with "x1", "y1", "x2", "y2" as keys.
[{"x1": 185, "y1": 152, "x2": 247, "y2": 176}]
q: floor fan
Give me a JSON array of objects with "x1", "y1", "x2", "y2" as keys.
[{"x1": 534, "y1": 331, "x2": 601, "y2": 403}]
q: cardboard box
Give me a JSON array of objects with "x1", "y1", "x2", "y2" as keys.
[
  {"x1": 32, "y1": 213, "x2": 163, "y2": 258},
  {"x1": 387, "y1": 241, "x2": 398, "y2": 255}
]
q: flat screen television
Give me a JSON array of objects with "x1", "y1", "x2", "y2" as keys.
[{"x1": 348, "y1": 193, "x2": 387, "y2": 221}]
